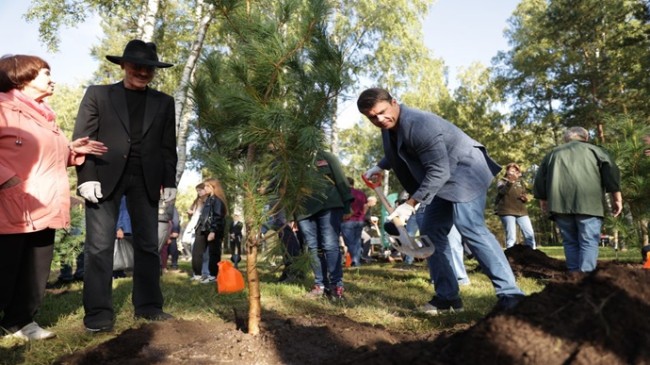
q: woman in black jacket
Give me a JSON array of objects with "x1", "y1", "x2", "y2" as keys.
[{"x1": 192, "y1": 178, "x2": 228, "y2": 283}]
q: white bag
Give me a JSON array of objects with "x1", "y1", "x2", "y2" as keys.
[{"x1": 113, "y1": 238, "x2": 134, "y2": 271}]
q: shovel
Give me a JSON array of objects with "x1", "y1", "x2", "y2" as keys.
[{"x1": 361, "y1": 174, "x2": 435, "y2": 259}]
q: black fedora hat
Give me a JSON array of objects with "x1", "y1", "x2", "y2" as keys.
[{"x1": 106, "y1": 40, "x2": 173, "y2": 68}]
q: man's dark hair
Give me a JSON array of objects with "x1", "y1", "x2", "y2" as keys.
[{"x1": 357, "y1": 88, "x2": 393, "y2": 112}]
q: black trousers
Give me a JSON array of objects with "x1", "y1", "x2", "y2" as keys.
[
  {"x1": 0, "y1": 229, "x2": 55, "y2": 331},
  {"x1": 83, "y1": 173, "x2": 163, "y2": 328},
  {"x1": 192, "y1": 231, "x2": 223, "y2": 277}
]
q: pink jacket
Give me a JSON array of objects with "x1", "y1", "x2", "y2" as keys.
[{"x1": 0, "y1": 90, "x2": 84, "y2": 234}]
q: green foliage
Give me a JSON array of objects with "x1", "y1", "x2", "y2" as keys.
[
  {"x1": 191, "y1": 0, "x2": 344, "y2": 224},
  {"x1": 599, "y1": 113, "x2": 650, "y2": 246},
  {"x1": 496, "y1": 0, "x2": 650, "y2": 137},
  {"x1": 52, "y1": 203, "x2": 85, "y2": 269}
]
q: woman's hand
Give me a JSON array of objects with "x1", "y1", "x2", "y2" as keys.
[
  {"x1": 208, "y1": 232, "x2": 216, "y2": 242},
  {"x1": 70, "y1": 137, "x2": 108, "y2": 156}
]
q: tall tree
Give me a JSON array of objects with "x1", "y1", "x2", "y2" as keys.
[{"x1": 495, "y1": 0, "x2": 650, "y2": 143}]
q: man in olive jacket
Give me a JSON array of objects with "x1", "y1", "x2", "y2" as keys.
[{"x1": 533, "y1": 126, "x2": 622, "y2": 273}]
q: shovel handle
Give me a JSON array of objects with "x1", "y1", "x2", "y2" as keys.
[
  {"x1": 361, "y1": 174, "x2": 395, "y2": 214},
  {"x1": 361, "y1": 174, "x2": 381, "y2": 190}
]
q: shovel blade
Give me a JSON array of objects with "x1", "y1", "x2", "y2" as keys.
[{"x1": 383, "y1": 222, "x2": 435, "y2": 259}]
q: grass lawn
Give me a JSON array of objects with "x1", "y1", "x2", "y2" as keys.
[{"x1": 0, "y1": 244, "x2": 641, "y2": 365}]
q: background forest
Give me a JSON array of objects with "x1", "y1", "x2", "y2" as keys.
[{"x1": 23, "y1": 0, "x2": 650, "y2": 262}]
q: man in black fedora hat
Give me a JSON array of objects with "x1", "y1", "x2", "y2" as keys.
[{"x1": 73, "y1": 39, "x2": 177, "y2": 332}]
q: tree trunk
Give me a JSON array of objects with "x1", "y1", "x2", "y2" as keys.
[
  {"x1": 244, "y1": 144, "x2": 261, "y2": 335},
  {"x1": 245, "y1": 223, "x2": 261, "y2": 335},
  {"x1": 175, "y1": 1, "x2": 216, "y2": 184},
  {"x1": 137, "y1": 0, "x2": 159, "y2": 41}
]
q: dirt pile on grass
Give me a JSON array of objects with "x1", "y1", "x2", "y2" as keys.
[
  {"x1": 505, "y1": 244, "x2": 567, "y2": 279},
  {"x1": 55, "y1": 249, "x2": 650, "y2": 365},
  {"x1": 424, "y1": 262, "x2": 650, "y2": 365}
]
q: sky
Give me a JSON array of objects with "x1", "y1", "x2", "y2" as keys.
[{"x1": 0, "y1": 0, "x2": 520, "y2": 186}]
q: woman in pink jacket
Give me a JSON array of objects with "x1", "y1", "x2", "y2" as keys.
[{"x1": 0, "y1": 54, "x2": 107, "y2": 341}]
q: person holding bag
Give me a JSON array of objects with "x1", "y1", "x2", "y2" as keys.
[
  {"x1": 191, "y1": 178, "x2": 228, "y2": 284},
  {"x1": 113, "y1": 196, "x2": 133, "y2": 277}
]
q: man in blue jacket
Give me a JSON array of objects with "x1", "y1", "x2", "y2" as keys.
[{"x1": 358, "y1": 87, "x2": 524, "y2": 315}]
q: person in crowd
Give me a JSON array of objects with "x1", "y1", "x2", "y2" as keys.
[
  {"x1": 359, "y1": 87, "x2": 524, "y2": 315},
  {"x1": 229, "y1": 213, "x2": 244, "y2": 268},
  {"x1": 192, "y1": 178, "x2": 228, "y2": 284},
  {"x1": 533, "y1": 126, "x2": 622, "y2": 273},
  {"x1": 48, "y1": 250, "x2": 85, "y2": 288},
  {"x1": 166, "y1": 207, "x2": 181, "y2": 270},
  {"x1": 72, "y1": 40, "x2": 177, "y2": 332},
  {"x1": 340, "y1": 177, "x2": 368, "y2": 267},
  {"x1": 113, "y1": 196, "x2": 132, "y2": 279},
  {"x1": 47, "y1": 198, "x2": 86, "y2": 289},
  {"x1": 157, "y1": 194, "x2": 174, "y2": 271},
  {"x1": 184, "y1": 182, "x2": 211, "y2": 280},
  {"x1": 494, "y1": 163, "x2": 536, "y2": 250},
  {"x1": 360, "y1": 197, "x2": 378, "y2": 262},
  {"x1": 296, "y1": 150, "x2": 353, "y2": 300},
  {"x1": 0, "y1": 54, "x2": 106, "y2": 340},
  {"x1": 276, "y1": 215, "x2": 304, "y2": 283}
]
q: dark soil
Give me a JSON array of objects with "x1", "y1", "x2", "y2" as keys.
[{"x1": 55, "y1": 247, "x2": 650, "y2": 365}]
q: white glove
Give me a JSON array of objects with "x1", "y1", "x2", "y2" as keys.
[
  {"x1": 78, "y1": 181, "x2": 103, "y2": 203},
  {"x1": 387, "y1": 203, "x2": 415, "y2": 225},
  {"x1": 162, "y1": 187, "x2": 177, "y2": 203},
  {"x1": 363, "y1": 165, "x2": 384, "y2": 179}
]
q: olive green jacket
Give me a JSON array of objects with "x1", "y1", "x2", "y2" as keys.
[
  {"x1": 296, "y1": 151, "x2": 353, "y2": 221},
  {"x1": 533, "y1": 141, "x2": 620, "y2": 218}
]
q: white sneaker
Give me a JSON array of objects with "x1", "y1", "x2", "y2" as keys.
[
  {"x1": 8, "y1": 322, "x2": 55, "y2": 341},
  {"x1": 190, "y1": 275, "x2": 202, "y2": 281},
  {"x1": 200, "y1": 275, "x2": 216, "y2": 284}
]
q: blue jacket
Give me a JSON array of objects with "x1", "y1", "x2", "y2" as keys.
[{"x1": 377, "y1": 105, "x2": 501, "y2": 204}]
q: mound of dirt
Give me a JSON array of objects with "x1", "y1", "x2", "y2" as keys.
[
  {"x1": 55, "y1": 250, "x2": 650, "y2": 365},
  {"x1": 425, "y1": 262, "x2": 650, "y2": 365},
  {"x1": 54, "y1": 314, "x2": 430, "y2": 365},
  {"x1": 505, "y1": 245, "x2": 567, "y2": 279}
]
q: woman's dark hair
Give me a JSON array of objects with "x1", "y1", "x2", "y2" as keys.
[
  {"x1": 356, "y1": 88, "x2": 393, "y2": 113},
  {"x1": 0, "y1": 54, "x2": 50, "y2": 92}
]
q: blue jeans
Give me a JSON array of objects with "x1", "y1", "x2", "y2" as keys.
[
  {"x1": 445, "y1": 225, "x2": 469, "y2": 283},
  {"x1": 419, "y1": 195, "x2": 523, "y2": 301},
  {"x1": 298, "y1": 208, "x2": 344, "y2": 288},
  {"x1": 341, "y1": 220, "x2": 365, "y2": 266},
  {"x1": 554, "y1": 214, "x2": 602, "y2": 272},
  {"x1": 499, "y1": 215, "x2": 536, "y2": 249},
  {"x1": 416, "y1": 211, "x2": 469, "y2": 284}
]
